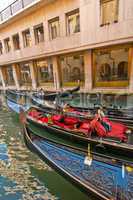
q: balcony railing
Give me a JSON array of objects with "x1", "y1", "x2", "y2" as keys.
[{"x1": 0, "y1": 0, "x2": 38, "y2": 23}]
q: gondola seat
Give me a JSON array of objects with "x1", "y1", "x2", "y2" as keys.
[
  {"x1": 51, "y1": 115, "x2": 78, "y2": 129},
  {"x1": 78, "y1": 122, "x2": 92, "y2": 136},
  {"x1": 90, "y1": 117, "x2": 127, "y2": 141},
  {"x1": 38, "y1": 117, "x2": 48, "y2": 123},
  {"x1": 107, "y1": 122, "x2": 127, "y2": 141},
  {"x1": 52, "y1": 115, "x2": 63, "y2": 122},
  {"x1": 64, "y1": 117, "x2": 79, "y2": 125}
]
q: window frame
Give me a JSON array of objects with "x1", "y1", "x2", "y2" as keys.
[
  {"x1": 92, "y1": 45, "x2": 131, "y2": 88},
  {"x1": 100, "y1": 0, "x2": 119, "y2": 26},
  {"x1": 22, "y1": 28, "x2": 31, "y2": 48},
  {"x1": 4, "y1": 37, "x2": 11, "y2": 53},
  {"x1": 34, "y1": 58, "x2": 54, "y2": 86},
  {"x1": 34, "y1": 23, "x2": 44, "y2": 44},
  {"x1": 66, "y1": 8, "x2": 80, "y2": 36},
  {"x1": 58, "y1": 52, "x2": 85, "y2": 87},
  {"x1": 48, "y1": 17, "x2": 60, "y2": 40},
  {"x1": 12, "y1": 33, "x2": 20, "y2": 50}
]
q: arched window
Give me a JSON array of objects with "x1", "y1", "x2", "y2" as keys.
[{"x1": 118, "y1": 61, "x2": 128, "y2": 80}]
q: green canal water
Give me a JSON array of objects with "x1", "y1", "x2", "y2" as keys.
[{"x1": 0, "y1": 99, "x2": 93, "y2": 200}]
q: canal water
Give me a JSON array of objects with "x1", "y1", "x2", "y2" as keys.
[{"x1": 0, "y1": 97, "x2": 93, "y2": 200}]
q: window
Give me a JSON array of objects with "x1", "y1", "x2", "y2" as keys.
[
  {"x1": 35, "y1": 58, "x2": 54, "y2": 85},
  {"x1": 4, "y1": 38, "x2": 11, "y2": 53},
  {"x1": 34, "y1": 23, "x2": 44, "y2": 44},
  {"x1": 6, "y1": 66, "x2": 15, "y2": 85},
  {"x1": 12, "y1": 33, "x2": 20, "y2": 50},
  {"x1": 66, "y1": 9, "x2": 80, "y2": 35},
  {"x1": 49, "y1": 17, "x2": 60, "y2": 40},
  {"x1": 19, "y1": 62, "x2": 32, "y2": 85},
  {"x1": 100, "y1": 0, "x2": 118, "y2": 26},
  {"x1": 93, "y1": 47, "x2": 129, "y2": 87},
  {"x1": 22, "y1": 29, "x2": 31, "y2": 47},
  {"x1": 59, "y1": 54, "x2": 84, "y2": 87},
  {"x1": 0, "y1": 41, "x2": 3, "y2": 55},
  {"x1": 2, "y1": 66, "x2": 15, "y2": 86}
]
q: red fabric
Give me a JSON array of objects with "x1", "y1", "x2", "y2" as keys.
[
  {"x1": 53, "y1": 121, "x2": 65, "y2": 128},
  {"x1": 91, "y1": 116, "x2": 127, "y2": 140},
  {"x1": 107, "y1": 122, "x2": 127, "y2": 141},
  {"x1": 53, "y1": 121, "x2": 74, "y2": 129},
  {"x1": 80, "y1": 122, "x2": 90, "y2": 129},
  {"x1": 52, "y1": 115, "x2": 63, "y2": 122},
  {"x1": 78, "y1": 122, "x2": 91, "y2": 136},
  {"x1": 28, "y1": 111, "x2": 42, "y2": 119},
  {"x1": 64, "y1": 117, "x2": 78, "y2": 125},
  {"x1": 90, "y1": 119, "x2": 107, "y2": 137},
  {"x1": 39, "y1": 117, "x2": 48, "y2": 123}
]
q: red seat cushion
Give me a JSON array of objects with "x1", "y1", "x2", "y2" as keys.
[
  {"x1": 107, "y1": 122, "x2": 127, "y2": 140},
  {"x1": 64, "y1": 117, "x2": 78, "y2": 125},
  {"x1": 52, "y1": 115, "x2": 63, "y2": 122},
  {"x1": 39, "y1": 117, "x2": 48, "y2": 123},
  {"x1": 80, "y1": 122, "x2": 90, "y2": 129}
]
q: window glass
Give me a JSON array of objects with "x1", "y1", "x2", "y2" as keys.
[
  {"x1": 93, "y1": 47, "x2": 129, "y2": 87},
  {"x1": 22, "y1": 29, "x2": 31, "y2": 47},
  {"x1": 35, "y1": 58, "x2": 54, "y2": 85},
  {"x1": 59, "y1": 54, "x2": 84, "y2": 86},
  {"x1": 49, "y1": 17, "x2": 60, "y2": 40},
  {"x1": 66, "y1": 9, "x2": 80, "y2": 35},
  {"x1": 34, "y1": 24, "x2": 44, "y2": 44},
  {"x1": 100, "y1": 0, "x2": 118, "y2": 25},
  {"x1": 3, "y1": 66, "x2": 15, "y2": 86},
  {"x1": 19, "y1": 63, "x2": 32, "y2": 85},
  {"x1": 13, "y1": 34, "x2": 20, "y2": 50},
  {"x1": 4, "y1": 38, "x2": 11, "y2": 53}
]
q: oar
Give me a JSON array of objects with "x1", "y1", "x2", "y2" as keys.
[{"x1": 84, "y1": 143, "x2": 93, "y2": 166}]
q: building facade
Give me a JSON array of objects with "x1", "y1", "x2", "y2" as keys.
[{"x1": 0, "y1": 0, "x2": 133, "y2": 93}]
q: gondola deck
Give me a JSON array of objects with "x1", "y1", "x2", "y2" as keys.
[{"x1": 24, "y1": 126, "x2": 133, "y2": 200}]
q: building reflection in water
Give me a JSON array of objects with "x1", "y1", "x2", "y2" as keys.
[{"x1": 0, "y1": 107, "x2": 58, "y2": 200}]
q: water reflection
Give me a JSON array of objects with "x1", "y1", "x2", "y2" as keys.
[
  {"x1": 0, "y1": 100, "x2": 91, "y2": 200},
  {"x1": 60, "y1": 93, "x2": 133, "y2": 109},
  {"x1": 0, "y1": 107, "x2": 58, "y2": 200}
]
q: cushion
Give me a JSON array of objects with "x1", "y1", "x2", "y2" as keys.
[
  {"x1": 80, "y1": 122, "x2": 90, "y2": 130},
  {"x1": 107, "y1": 122, "x2": 127, "y2": 141},
  {"x1": 52, "y1": 115, "x2": 63, "y2": 121},
  {"x1": 39, "y1": 117, "x2": 48, "y2": 123},
  {"x1": 64, "y1": 117, "x2": 78, "y2": 125}
]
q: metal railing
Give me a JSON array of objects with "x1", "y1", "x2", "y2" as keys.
[{"x1": 0, "y1": 0, "x2": 37, "y2": 22}]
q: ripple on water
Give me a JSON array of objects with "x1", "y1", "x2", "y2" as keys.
[{"x1": 0, "y1": 107, "x2": 58, "y2": 200}]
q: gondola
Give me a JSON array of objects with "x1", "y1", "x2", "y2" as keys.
[
  {"x1": 26, "y1": 106, "x2": 133, "y2": 157},
  {"x1": 24, "y1": 125, "x2": 133, "y2": 200},
  {"x1": 57, "y1": 92, "x2": 133, "y2": 127},
  {"x1": 6, "y1": 90, "x2": 31, "y2": 113},
  {"x1": 32, "y1": 85, "x2": 80, "y2": 106}
]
